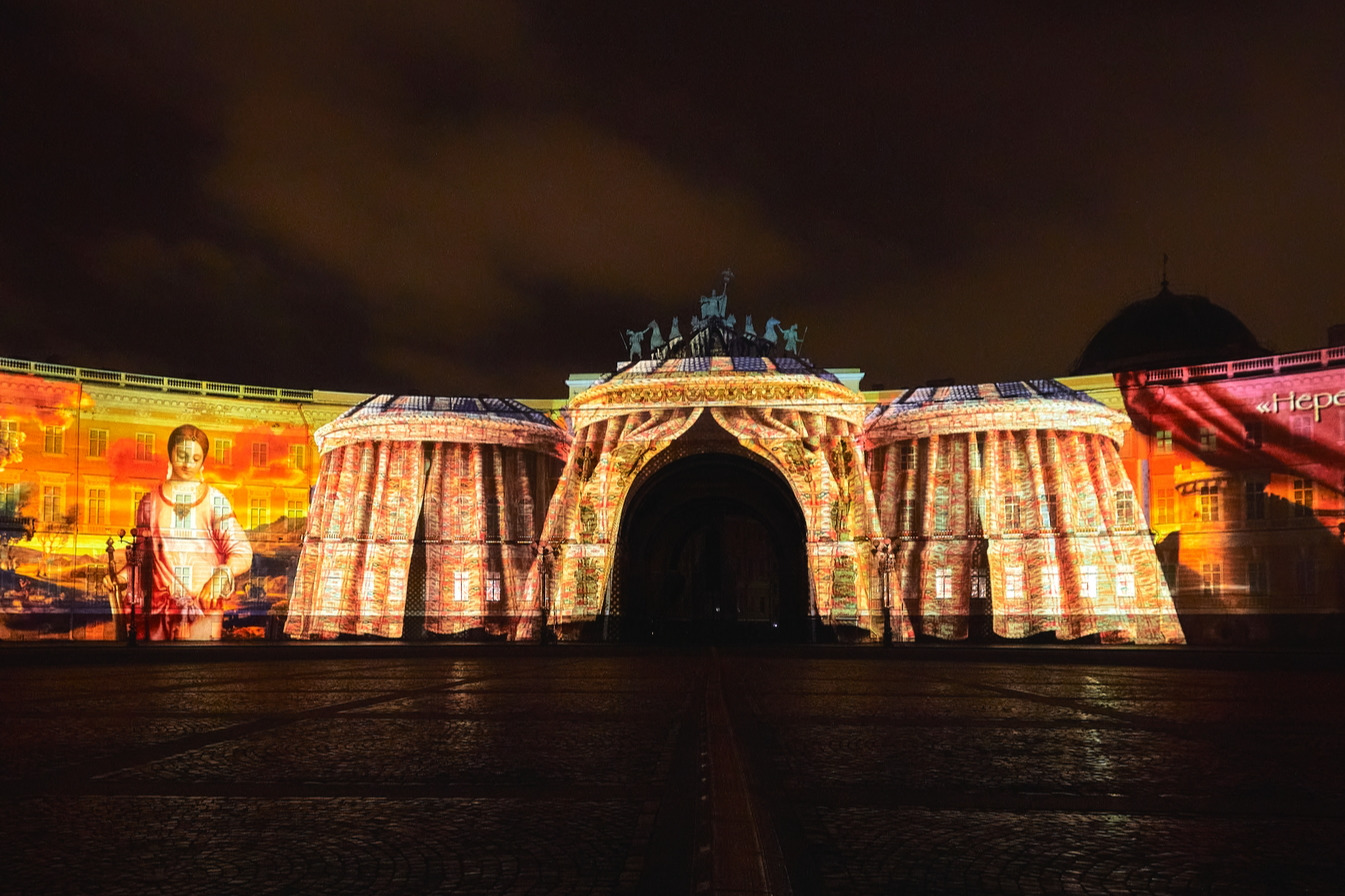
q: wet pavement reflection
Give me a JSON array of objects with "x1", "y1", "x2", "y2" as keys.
[{"x1": 2, "y1": 645, "x2": 1342, "y2": 894}]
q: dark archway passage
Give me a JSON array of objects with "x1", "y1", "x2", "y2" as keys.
[{"x1": 615, "y1": 452, "x2": 810, "y2": 642}]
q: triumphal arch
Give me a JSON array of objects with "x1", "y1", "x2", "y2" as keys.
[{"x1": 285, "y1": 283, "x2": 1183, "y2": 644}]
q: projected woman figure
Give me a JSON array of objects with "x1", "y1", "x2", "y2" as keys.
[{"x1": 133, "y1": 424, "x2": 252, "y2": 640}]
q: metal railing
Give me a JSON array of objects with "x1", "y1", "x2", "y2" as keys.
[
  {"x1": 0, "y1": 356, "x2": 315, "y2": 403},
  {"x1": 1142, "y1": 345, "x2": 1345, "y2": 385}
]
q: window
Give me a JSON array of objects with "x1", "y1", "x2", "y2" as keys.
[
  {"x1": 0, "y1": 482, "x2": 20, "y2": 514},
  {"x1": 44, "y1": 426, "x2": 64, "y2": 455},
  {"x1": 1002, "y1": 495, "x2": 1022, "y2": 531},
  {"x1": 900, "y1": 443, "x2": 917, "y2": 471},
  {"x1": 1291, "y1": 416, "x2": 1312, "y2": 444},
  {"x1": 1160, "y1": 560, "x2": 1178, "y2": 593},
  {"x1": 1153, "y1": 488, "x2": 1176, "y2": 525},
  {"x1": 1117, "y1": 566, "x2": 1136, "y2": 599},
  {"x1": 933, "y1": 486, "x2": 950, "y2": 532},
  {"x1": 896, "y1": 498, "x2": 915, "y2": 533},
  {"x1": 87, "y1": 488, "x2": 107, "y2": 525},
  {"x1": 1199, "y1": 427, "x2": 1217, "y2": 452},
  {"x1": 1201, "y1": 562, "x2": 1222, "y2": 596},
  {"x1": 934, "y1": 567, "x2": 953, "y2": 603},
  {"x1": 289, "y1": 444, "x2": 306, "y2": 471},
  {"x1": 212, "y1": 494, "x2": 230, "y2": 521},
  {"x1": 1247, "y1": 561, "x2": 1268, "y2": 595},
  {"x1": 1040, "y1": 492, "x2": 1058, "y2": 530},
  {"x1": 1115, "y1": 491, "x2": 1136, "y2": 531},
  {"x1": 172, "y1": 488, "x2": 200, "y2": 530},
  {"x1": 1041, "y1": 565, "x2": 1061, "y2": 613},
  {"x1": 1244, "y1": 481, "x2": 1267, "y2": 520},
  {"x1": 1003, "y1": 566, "x2": 1023, "y2": 605},
  {"x1": 135, "y1": 432, "x2": 154, "y2": 461},
  {"x1": 88, "y1": 429, "x2": 108, "y2": 458},
  {"x1": 41, "y1": 485, "x2": 62, "y2": 522},
  {"x1": 1242, "y1": 419, "x2": 1263, "y2": 449},
  {"x1": 214, "y1": 439, "x2": 233, "y2": 466},
  {"x1": 1080, "y1": 565, "x2": 1099, "y2": 600},
  {"x1": 1296, "y1": 557, "x2": 1317, "y2": 594},
  {"x1": 485, "y1": 571, "x2": 502, "y2": 603},
  {"x1": 286, "y1": 500, "x2": 306, "y2": 532},
  {"x1": 453, "y1": 570, "x2": 471, "y2": 602},
  {"x1": 1293, "y1": 478, "x2": 1314, "y2": 517},
  {"x1": 249, "y1": 498, "x2": 269, "y2": 529},
  {"x1": 251, "y1": 442, "x2": 268, "y2": 467},
  {"x1": 172, "y1": 566, "x2": 193, "y2": 598},
  {"x1": 1198, "y1": 483, "x2": 1220, "y2": 522},
  {"x1": 1156, "y1": 430, "x2": 1173, "y2": 454}
]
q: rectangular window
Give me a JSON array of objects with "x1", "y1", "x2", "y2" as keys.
[
  {"x1": 1242, "y1": 419, "x2": 1263, "y2": 449},
  {"x1": 1153, "y1": 488, "x2": 1176, "y2": 525},
  {"x1": 135, "y1": 432, "x2": 154, "y2": 461},
  {"x1": 1003, "y1": 566, "x2": 1023, "y2": 605},
  {"x1": 44, "y1": 426, "x2": 65, "y2": 455},
  {"x1": 453, "y1": 570, "x2": 471, "y2": 602},
  {"x1": 88, "y1": 429, "x2": 108, "y2": 458},
  {"x1": 1247, "y1": 561, "x2": 1268, "y2": 595},
  {"x1": 1291, "y1": 416, "x2": 1312, "y2": 444},
  {"x1": 289, "y1": 444, "x2": 306, "y2": 471},
  {"x1": 1040, "y1": 492, "x2": 1058, "y2": 530},
  {"x1": 249, "y1": 498, "x2": 268, "y2": 529},
  {"x1": 212, "y1": 494, "x2": 230, "y2": 521},
  {"x1": 1198, "y1": 483, "x2": 1220, "y2": 522},
  {"x1": 485, "y1": 571, "x2": 502, "y2": 603},
  {"x1": 1201, "y1": 562, "x2": 1222, "y2": 596},
  {"x1": 896, "y1": 498, "x2": 915, "y2": 534},
  {"x1": 900, "y1": 443, "x2": 917, "y2": 471},
  {"x1": 0, "y1": 482, "x2": 20, "y2": 514},
  {"x1": 251, "y1": 442, "x2": 269, "y2": 467},
  {"x1": 1160, "y1": 560, "x2": 1178, "y2": 593},
  {"x1": 1002, "y1": 495, "x2": 1022, "y2": 532},
  {"x1": 87, "y1": 488, "x2": 107, "y2": 525},
  {"x1": 1293, "y1": 478, "x2": 1314, "y2": 517},
  {"x1": 1041, "y1": 565, "x2": 1061, "y2": 613},
  {"x1": 1115, "y1": 491, "x2": 1136, "y2": 531},
  {"x1": 934, "y1": 567, "x2": 953, "y2": 603},
  {"x1": 1117, "y1": 566, "x2": 1136, "y2": 599},
  {"x1": 286, "y1": 499, "x2": 306, "y2": 532},
  {"x1": 1080, "y1": 565, "x2": 1099, "y2": 600},
  {"x1": 1296, "y1": 558, "x2": 1317, "y2": 594},
  {"x1": 214, "y1": 439, "x2": 233, "y2": 466},
  {"x1": 1156, "y1": 430, "x2": 1173, "y2": 454},
  {"x1": 41, "y1": 485, "x2": 62, "y2": 522},
  {"x1": 1244, "y1": 481, "x2": 1266, "y2": 520},
  {"x1": 1199, "y1": 427, "x2": 1217, "y2": 452},
  {"x1": 172, "y1": 565, "x2": 193, "y2": 598}
]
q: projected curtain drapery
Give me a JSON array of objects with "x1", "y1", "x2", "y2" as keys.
[
  {"x1": 421, "y1": 442, "x2": 552, "y2": 638},
  {"x1": 709, "y1": 406, "x2": 897, "y2": 637},
  {"x1": 285, "y1": 440, "x2": 424, "y2": 638},
  {"x1": 870, "y1": 428, "x2": 1184, "y2": 643},
  {"x1": 536, "y1": 407, "x2": 704, "y2": 629}
]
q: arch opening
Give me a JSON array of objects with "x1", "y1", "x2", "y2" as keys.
[{"x1": 614, "y1": 451, "x2": 810, "y2": 643}]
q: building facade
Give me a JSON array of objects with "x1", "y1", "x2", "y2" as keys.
[{"x1": 1, "y1": 295, "x2": 1341, "y2": 644}]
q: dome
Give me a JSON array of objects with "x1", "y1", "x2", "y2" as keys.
[
  {"x1": 314, "y1": 394, "x2": 569, "y2": 456},
  {"x1": 1071, "y1": 284, "x2": 1269, "y2": 375}
]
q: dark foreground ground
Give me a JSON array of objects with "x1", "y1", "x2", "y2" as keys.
[{"x1": 3, "y1": 644, "x2": 1343, "y2": 895}]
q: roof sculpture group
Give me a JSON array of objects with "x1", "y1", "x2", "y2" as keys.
[{"x1": 622, "y1": 270, "x2": 805, "y2": 363}]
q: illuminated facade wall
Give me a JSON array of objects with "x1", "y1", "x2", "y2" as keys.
[
  {"x1": 0, "y1": 361, "x2": 358, "y2": 640},
  {"x1": 1112, "y1": 355, "x2": 1345, "y2": 642},
  {"x1": 2, "y1": 338, "x2": 1342, "y2": 644}
]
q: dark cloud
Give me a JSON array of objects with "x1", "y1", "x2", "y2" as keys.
[{"x1": 3, "y1": 2, "x2": 1343, "y2": 397}]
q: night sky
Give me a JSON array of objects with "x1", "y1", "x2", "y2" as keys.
[{"x1": 3, "y1": 2, "x2": 1343, "y2": 399}]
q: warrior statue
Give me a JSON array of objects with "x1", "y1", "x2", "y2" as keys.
[
  {"x1": 624, "y1": 328, "x2": 646, "y2": 362},
  {"x1": 744, "y1": 314, "x2": 757, "y2": 337},
  {"x1": 781, "y1": 323, "x2": 804, "y2": 354}
]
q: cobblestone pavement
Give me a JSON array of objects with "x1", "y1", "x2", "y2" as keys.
[{"x1": 2, "y1": 645, "x2": 1343, "y2": 894}]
